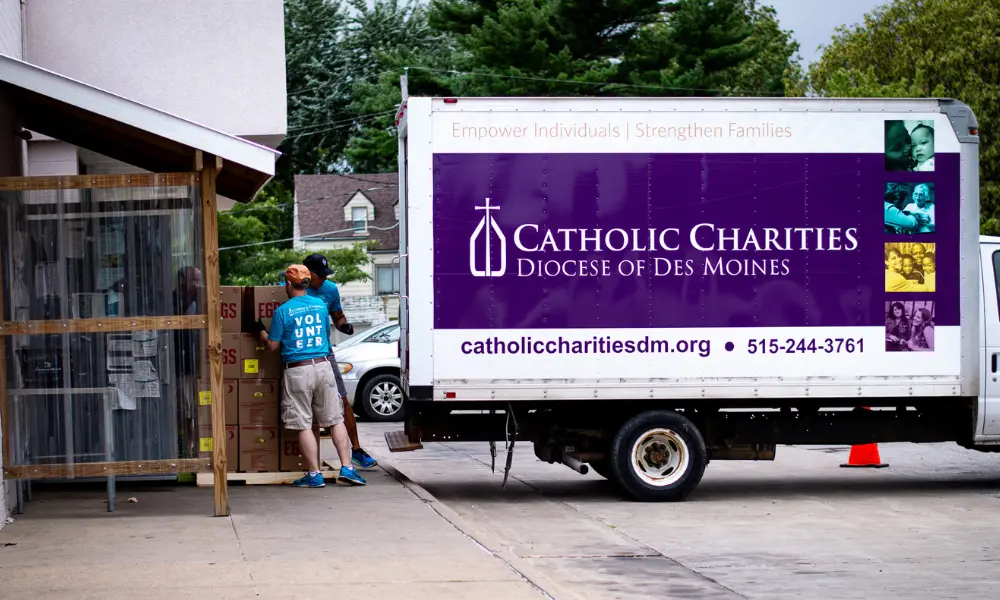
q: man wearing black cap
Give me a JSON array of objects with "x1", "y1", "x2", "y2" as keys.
[{"x1": 303, "y1": 252, "x2": 379, "y2": 470}]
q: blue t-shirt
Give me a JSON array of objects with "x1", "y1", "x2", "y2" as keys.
[
  {"x1": 268, "y1": 295, "x2": 331, "y2": 363},
  {"x1": 306, "y1": 280, "x2": 342, "y2": 313}
]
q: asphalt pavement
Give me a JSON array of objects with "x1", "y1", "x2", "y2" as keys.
[{"x1": 357, "y1": 423, "x2": 1000, "y2": 600}]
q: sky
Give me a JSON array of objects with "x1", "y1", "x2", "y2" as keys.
[{"x1": 766, "y1": 0, "x2": 887, "y2": 65}]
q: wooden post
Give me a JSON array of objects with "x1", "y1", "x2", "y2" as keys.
[
  {"x1": 200, "y1": 155, "x2": 228, "y2": 516},
  {"x1": 0, "y1": 224, "x2": 8, "y2": 473}
]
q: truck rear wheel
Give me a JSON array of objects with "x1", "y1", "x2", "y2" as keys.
[{"x1": 609, "y1": 410, "x2": 707, "y2": 502}]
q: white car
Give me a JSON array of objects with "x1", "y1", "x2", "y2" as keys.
[{"x1": 333, "y1": 322, "x2": 405, "y2": 422}]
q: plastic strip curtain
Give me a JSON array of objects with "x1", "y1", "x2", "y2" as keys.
[{"x1": 0, "y1": 177, "x2": 208, "y2": 477}]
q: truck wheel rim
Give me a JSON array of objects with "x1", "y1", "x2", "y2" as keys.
[
  {"x1": 630, "y1": 428, "x2": 689, "y2": 487},
  {"x1": 370, "y1": 382, "x2": 403, "y2": 416}
]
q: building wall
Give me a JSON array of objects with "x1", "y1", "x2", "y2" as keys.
[
  {"x1": 27, "y1": 140, "x2": 78, "y2": 176},
  {"x1": 24, "y1": 0, "x2": 286, "y2": 148},
  {"x1": 332, "y1": 296, "x2": 398, "y2": 345}
]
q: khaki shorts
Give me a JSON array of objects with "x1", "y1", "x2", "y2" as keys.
[{"x1": 281, "y1": 360, "x2": 344, "y2": 430}]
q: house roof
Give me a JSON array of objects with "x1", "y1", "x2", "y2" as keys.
[
  {"x1": 0, "y1": 54, "x2": 279, "y2": 202},
  {"x1": 295, "y1": 173, "x2": 399, "y2": 250}
]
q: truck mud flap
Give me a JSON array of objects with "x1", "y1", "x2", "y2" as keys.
[{"x1": 385, "y1": 430, "x2": 423, "y2": 452}]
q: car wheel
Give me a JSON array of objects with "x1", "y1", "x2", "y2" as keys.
[{"x1": 360, "y1": 373, "x2": 406, "y2": 422}]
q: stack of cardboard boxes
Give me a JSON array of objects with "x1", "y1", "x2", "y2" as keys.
[{"x1": 197, "y1": 285, "x2": 309, "y2": 473}]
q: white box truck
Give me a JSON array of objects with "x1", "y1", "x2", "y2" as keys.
[{"x1": 387, "y1": 95, "x2": 992, "y2": 501}]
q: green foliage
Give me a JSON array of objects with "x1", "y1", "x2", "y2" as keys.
[
  {"x1": 341, "y1": 0, "x2": 801, "y2": 169},
  {"x1": 722, "y1": 1, "x2": 801, "y2": 96},
  {"x1": 797, "y1": 0, "x2": 1000, "y2": 233},
  {"x1": 218, "y1": 181, "x2": 294, "y2": 280},
  {"x1": 218, "y1": 180, "x2": 373, "y2": 285},
  {"x1": 279, "y1": 0, "x2": 353, "y2": 183},
  {"x1": 343, "y1": 0, "x2": 450, "y2": 172},
  {"x1": 222, "y1": 243, "x2": 376, "y2": 287}
]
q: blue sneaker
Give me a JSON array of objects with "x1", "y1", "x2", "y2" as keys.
[
  {"x1": 351, "y1": 448, "x2": 378, "y2": 470},
  {"x1": 292, "y1": 472, "x2": 325, "y2": 488},
  {"x1": 338, "y1": 466, "x2": 366, "y2": 486}
]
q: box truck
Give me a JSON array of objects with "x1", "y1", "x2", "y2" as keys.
[{"x1": 387, "y1": 95, "x2": 993, "y2": 501}]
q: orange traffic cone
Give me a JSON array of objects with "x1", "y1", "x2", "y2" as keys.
[
  {"x1": 840, "y1": 406, "x2": 889, "y2": 468},
  {"x1": 840, "y1": 443, "x2": 889, "y2": 468}
]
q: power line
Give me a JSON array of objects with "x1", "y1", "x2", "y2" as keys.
[
  {"x1": 408, "y1": 66, "x2": 786, "y2": 97},
  {"x1": 219, "y1": 185, "x2": 392, "y2": 215},
  {"x1": 220, "y1": 222, "x2": 400, "y2": 252},
  {"x1": 287, "y1": 109, "x2": 397, "y2": 133},
  {"x1": 333, "y1": 173, "x2": 398, "y2": 187},
  {"x1": 284, "y1": 112, "x2": 394, "y2": 140},
  {"x1": 286, "y1": 69, "x2": 401, "y2": 99}
]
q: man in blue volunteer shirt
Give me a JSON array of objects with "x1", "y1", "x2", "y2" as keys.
[
  {"x1": 303, "y1": 253, "x2": 379, "y2": 470},
  {"x1": 259, "y1": 264, "x2": 366, "y2": 488}
]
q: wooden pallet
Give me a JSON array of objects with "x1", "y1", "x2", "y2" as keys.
[{"x1": 195, "y1": 466, "x2": 339, "y2": 487}]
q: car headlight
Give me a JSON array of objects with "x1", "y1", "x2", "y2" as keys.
[{"x1": 338, "y1": 362, "x2": 352, "y2": 374}]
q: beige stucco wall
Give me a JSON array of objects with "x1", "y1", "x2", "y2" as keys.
[
  {"x1": 0, "y1": 0, "x2": 22, "y2": 60},
  {"x1": 25, "y1": 0, "x2": 287, "y2": 148}
]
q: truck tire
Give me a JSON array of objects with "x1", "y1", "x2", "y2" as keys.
[
  {"x1": 609, "y1": 410, "x2": 707, "y2": 502},
  {"x1": 589, "y1": 458, "x2": 611, "y2": 480}
]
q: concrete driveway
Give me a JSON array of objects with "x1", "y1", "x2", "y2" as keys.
[{"x1": 357, "y1": 423, "x2": 1000, "y2": 600}]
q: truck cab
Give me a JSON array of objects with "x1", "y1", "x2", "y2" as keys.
[{"x1": 978, "y1": 236, "x2": 1000, "y2": 442}]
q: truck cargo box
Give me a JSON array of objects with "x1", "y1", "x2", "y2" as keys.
[{"x1": 397, "y1": 97, "x2": 980, "y2": 404}]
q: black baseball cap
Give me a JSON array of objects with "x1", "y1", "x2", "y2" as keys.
[{"x1": 303, "y1": 253, "x2": 333, "y2": 278}]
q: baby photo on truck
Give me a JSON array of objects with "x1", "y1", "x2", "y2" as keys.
[{"x1": 885, "y1": 119, "x2": 936, "y2": 172}]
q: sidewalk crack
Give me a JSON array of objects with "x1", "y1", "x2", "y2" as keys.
[{"x1": 229, "y1": 514, "x2": 259, "y2": 597}]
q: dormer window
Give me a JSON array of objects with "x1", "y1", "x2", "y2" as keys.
[{"x1": 352, "y1": 206, "x2": 367, "y2": 233}]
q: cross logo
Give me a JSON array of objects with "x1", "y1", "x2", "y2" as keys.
[{"x1": 469, "y1": 197, "x2": 507, "y2": 277}]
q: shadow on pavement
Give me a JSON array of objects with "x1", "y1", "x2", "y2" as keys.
[{"x1": 413, "y1": 473, "x2": 1000, "y2": 504}]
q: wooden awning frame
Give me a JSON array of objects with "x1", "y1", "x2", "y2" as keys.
[{"x1": 0, "y1": 165, "x2": 232, "y2": 516}]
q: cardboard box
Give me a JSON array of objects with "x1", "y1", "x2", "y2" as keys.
[
  {"x1": 197, "y1": 333, "x2": 241, "y2": 381},
  {"x1": 279, "y1": 428, "x2": 310, "y2": 472},
  {"x1": 239, "y1": 424, "x2": 279, "y2": 451},
  {"x1": 239, "y1": 334, "x2": 283, "y2": 379},
  {"x1": 239, "y1": 449, "x2": 279, "y2": 473},
  {"x1": 246, "y1": 286, "x2": 287, "y2": 331},
  {"x1": 238, "y1": 379, "x2": 279, "y2": 426},
  {"x1": 220, "y1": 286, "x2": 243, "y2": 334},
  {"x1": 197, "y1": 379, "x2": 239, "y2": 426},
  {"x1": 198, "y1": 425, "x2": 239, "y2": 473}
]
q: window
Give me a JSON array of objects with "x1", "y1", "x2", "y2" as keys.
[
  {"x1": 370, "y1": 324, "x2": 401, "y2": 344},
  {"x1": 993, "y1": 251, "x2": 1000, "y2": 319},
  {"x1": 376, "y1": 264, "x2": 400, "y2": 295},
  {"x1": 352, "y1": 206, "x2": 367, "y2": 233}
]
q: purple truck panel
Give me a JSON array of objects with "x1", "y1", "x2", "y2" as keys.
[{"x1": 432, "y1": 153, "x2": 958, "y2": 330}]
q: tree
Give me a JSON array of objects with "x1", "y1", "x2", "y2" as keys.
[
  {"x1": 619, "y1": 0, "x2": 760, "y2": 96},
  {"x1": 341, "y1": 0, "x2": 801, "y2": 170},
  {"x1": 217, "y1": 181, "x2": 373, "y2": 285},
  {"x1": 799, "y1": 0, "x2": 1000, "y2": 233},
  {"x1": 280, "y1": 0, "x2": 353, "y2": 183},
  {"x1": 343, "y1": 0, "x2": 450, "y2": 172},
  {"x1": 222, "y1": 243, "x2": 376, "y2": 286},
  {"x1": 218, "y1": 182, "x2": 295, "y2": 281},
  {"x1": 721, "y1": 1, "x2": 801, "y2": 96}
]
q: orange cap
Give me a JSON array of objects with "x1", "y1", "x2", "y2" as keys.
[{"x1": 284, "y1": 264, "x2": 310, "y2": 284}]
